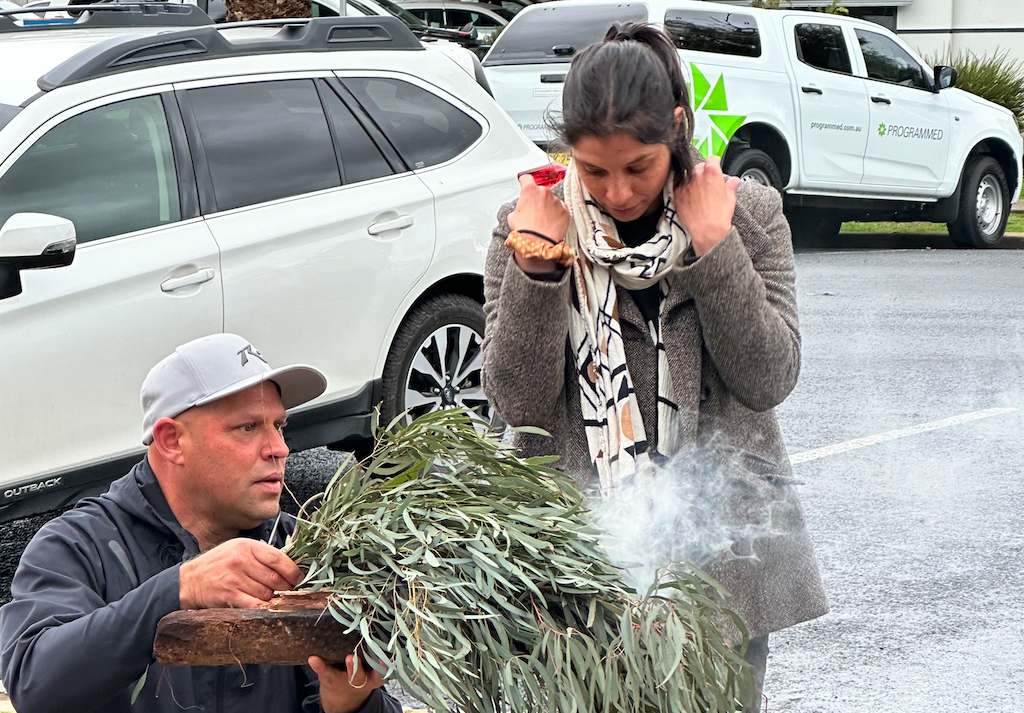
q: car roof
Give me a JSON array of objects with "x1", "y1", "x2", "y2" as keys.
[
  {"x1": 0, "y1": 26, "x2": 175, "y2": 105},
  {"x1": 0, "y1": 14, "x2": 428, "y2": 107}
]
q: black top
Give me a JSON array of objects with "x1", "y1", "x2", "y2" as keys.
[{"x1": 614, "y1": 210, "x2": 662, "y2": 328}]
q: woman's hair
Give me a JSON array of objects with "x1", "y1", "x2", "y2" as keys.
[{"x1": 549, "y1": 22, "x2": 696, "y2": 186}]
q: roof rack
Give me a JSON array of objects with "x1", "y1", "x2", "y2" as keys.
[
  {"x1": 0, "y1": 3, "x2": 213, "y2": 33},
  {"x1": 37, "y1": 16, "x2": 423, "y2": 92}
]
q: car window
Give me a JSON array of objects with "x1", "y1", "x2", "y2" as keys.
[
  {"x1": 856, "y1": 29, "x2": 929, "y2": 89},
  {"x1": 664, "y1": 9, "x2": 760, "y2": 58},
  {"x1": 447, "y1": 8, "x2": 499, "y2": 27},
  {"x1": 320, "y1": 84, "x2": 394, "y2": 184},
  {"x1": 343, "y1": 77, "x2": 482, "y2": 169},
  {"x1": 484, "y1": 3, "x2": 647, "y2": 65},
  {"x1": 371, "y1": 0, "x2": 426, "y2": 27},
  {"x1": 415, "y1": 7, "x2": 444, "y2": 26},
  {"x1": 794, "y1": 23, "x2": 853, "y2": 75},
  {"x1": 0, "y1": 95, "x2": 179, "y2": 244},
  {"x1": 186, "y1": 79, "x2": 340, "y2": 212}
]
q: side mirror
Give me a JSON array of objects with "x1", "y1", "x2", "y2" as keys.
[
  {"x1": 934, "y1": 65, "x2": 957, "y2": 90},
  {"x1": 0, "y1": 213, "x2": 76, "y2": 300}
]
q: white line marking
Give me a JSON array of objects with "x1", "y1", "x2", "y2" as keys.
[{"x1": 789, "y1": 407, "x2": 1021, "y2": 465}]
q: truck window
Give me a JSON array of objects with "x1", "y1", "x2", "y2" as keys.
[
  {"x1": 664, "y1": 10, "x2": 760, "y2": 58},
  {"x1": 483, "y1": 3, "x2": 647, "y2": 66},
  {"x1": 855, "y1": 29, "x2": 930, "y2": 90},
  {"x1": 794, "y1": 23, "x2": 853, "y2": 75}
]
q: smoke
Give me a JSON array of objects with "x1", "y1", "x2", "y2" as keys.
[{"x1": 589, "y1": 442, "x2": 794, "y2": 596}]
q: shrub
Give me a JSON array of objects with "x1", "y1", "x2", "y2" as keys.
[{"x1": 928, "y1": 48, "x2": 1024, "y2": 131}]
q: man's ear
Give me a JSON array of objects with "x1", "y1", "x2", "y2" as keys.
[{"x1": 151, "y1": 417, "x2": 187, "y2": 467}]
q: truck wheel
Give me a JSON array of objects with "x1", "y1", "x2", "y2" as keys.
[
  {"x1": 381, "y1": 293, "x2": 500, "y2": 430},
  {"x1": 948, "y1": 156, "x2": 1009, "y2": 248},
  {"x1": 724, "y1": 149, "x2": 783, "y2": 190},
  {"x1": 786, "y1": 208, "x2": 841, "y2": 245}
]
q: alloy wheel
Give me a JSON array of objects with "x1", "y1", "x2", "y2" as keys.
[{"x1": 403, "y1": 323, "x2": 491, "y2": 423}]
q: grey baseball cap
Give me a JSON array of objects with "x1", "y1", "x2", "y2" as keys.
[{"x1": 141, "y1": 333, "x2": 327, "y2": 445}]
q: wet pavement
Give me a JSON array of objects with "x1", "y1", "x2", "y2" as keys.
[
  {"x1": 766, "y1": 243, "x2": 1024, "y2": 711},
  {"x1": 2, "y1": 236, "x2": 1022, "y2": 711}
]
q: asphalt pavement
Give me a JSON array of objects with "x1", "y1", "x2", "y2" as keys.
[
  {"x1": 765, "y1": 238, "x2": 1024, "y2": 711},
  {"x1": 1, "y1": 233, "x2": 1022, "y2": 712}
]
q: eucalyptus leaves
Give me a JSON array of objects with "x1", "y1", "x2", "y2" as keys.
[{"x1": 284, "y1": 409, "x2": 753, "y2": 713}]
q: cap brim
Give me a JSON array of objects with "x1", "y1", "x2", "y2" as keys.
[{"x1": 194, "y1": 364, "x2": 327, "y2": 412}]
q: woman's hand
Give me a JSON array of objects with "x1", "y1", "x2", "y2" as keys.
[
  {"x1": 508, "y1": 175, "x2": 570, "y2": 273},
  {"x1": 673, "y1": 156, "x2": 742, "y2": 257}
]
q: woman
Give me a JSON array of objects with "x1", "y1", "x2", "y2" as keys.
[{"x1": 481, "y1": 22, "x2": 828, "y2": 711}]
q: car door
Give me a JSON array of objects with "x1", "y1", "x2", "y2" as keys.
[
  {"x1": 0, "y1": 91, "x2": 222, "y2": 492},
  {"x1": 176, "y1": 75, "x2": 435, "y2": 409},
  {"x1": 783, "y1": 16, "x2": 869, "y2": 187},
  {"x1": 853, "y1": 28, "x2": 950, "y2": 193}
]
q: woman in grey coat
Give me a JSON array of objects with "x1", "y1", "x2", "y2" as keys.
[{"x1": 481, "y1": 22, "x2": 827, "y2": 711}]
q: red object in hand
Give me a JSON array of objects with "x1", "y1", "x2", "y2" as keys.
[{"x1": 519, "y1": 163, "x2": 567, "y2": 188}]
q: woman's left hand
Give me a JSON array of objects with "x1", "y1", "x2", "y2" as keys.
[{"x1": 673, "y1": 156, "x2": 742, "y2": 257}]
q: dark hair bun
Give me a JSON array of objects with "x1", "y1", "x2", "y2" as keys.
[{"x1": 548, "y1": 22, "x2": 696, "y2": 186}]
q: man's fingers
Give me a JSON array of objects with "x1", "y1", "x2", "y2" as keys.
[
  {"x1": 227, "y1": 590, "x2": 269, "y2": 610},
  {"x1": 250, "y1": 542, "x2": 302, "y2": 587},
  {"x1": 518, "y1": 174, "x2": 537, "y2": 189}
]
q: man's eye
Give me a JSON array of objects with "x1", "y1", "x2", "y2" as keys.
[
  {"x1": 628, "y1": 166, "x2": 648, "y2": 175},
  {"x1": 242, "y1": 423, "x2": 257, "y2": 432}
]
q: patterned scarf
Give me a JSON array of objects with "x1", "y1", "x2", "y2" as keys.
[{"x1": 563, "y1": 161, "x2": 688, "y2": 493}]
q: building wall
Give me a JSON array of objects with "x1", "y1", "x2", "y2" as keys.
[{"x1": 897, "y1": 0, "x2": 1024, "y2": 64}]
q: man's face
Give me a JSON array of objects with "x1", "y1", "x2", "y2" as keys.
[{"x1": 176, "y1": 381, "x2": 289, "y2": 533}]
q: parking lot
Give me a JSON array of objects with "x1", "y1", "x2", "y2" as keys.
[{"x1": 6, "y1": 225, "x2": 1023, "y2": 711}]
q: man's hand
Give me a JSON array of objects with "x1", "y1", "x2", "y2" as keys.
[
  {"x1": 674, "y1": 155, "x2": 742, "y2": 257},
  {"x1": 310, "y1": 654, "x2": 385, "y2": 713},
  {"x1": 179, "y1": 539, "x2": 302, "y2": 610}
]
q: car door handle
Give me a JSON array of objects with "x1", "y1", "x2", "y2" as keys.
[
  {"x1": 367, "y1": 215, "x2": 414, "y2": 235},
  {"x1": 801, "y1": 86, "x2": 823, "y2": 94},
  {"x1": 871, "y1": 96, "x2": 891, "y2": 104},
  {"x1": 160, "y1": 268, "x2": 215, "y2": 292},
  {"x1": 540, "y1": 74, "x2": 566, "y2": 84}
]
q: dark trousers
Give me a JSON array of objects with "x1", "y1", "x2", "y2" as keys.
[{"x1": 742, "y1": 635, "x2": 769, "y2": 713}]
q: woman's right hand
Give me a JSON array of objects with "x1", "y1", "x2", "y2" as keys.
[{"x1": 508, "y1": 175, "x2": 570, "y2": 273}]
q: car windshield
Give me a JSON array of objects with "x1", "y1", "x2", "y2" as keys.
[
  {"x1": 484, "y1": 3, "x2": 648, "y2": 65},
  {"x1": 0, "y1": 104, "x2": 20, "y2": 131}
]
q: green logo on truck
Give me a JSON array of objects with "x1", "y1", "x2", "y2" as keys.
[{"x1": 690, "y1": 64, "x2": 746, "y2": 159}]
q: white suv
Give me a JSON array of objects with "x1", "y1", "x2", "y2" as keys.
[
  {"x1": 483, "y1": 0, "x2": 1023, "y2": 247},
  {"x1": 0, "y1": 4, "x2": 553, "y2": 521}
]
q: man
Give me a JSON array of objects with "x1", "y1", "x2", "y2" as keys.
[{"x1": 0, "y1": 334, "x2": 401, "y2": 713}]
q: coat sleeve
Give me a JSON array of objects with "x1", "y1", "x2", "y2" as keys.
[
  {"x1": 481, "y1": 199, "x2": 573, "y2": 426},
  {"x1": 680, "y1": 181, "x2": 800, "y2": 412},
  {"x1": 0, "y1": 520, "x2": 181, "y2": 713}
]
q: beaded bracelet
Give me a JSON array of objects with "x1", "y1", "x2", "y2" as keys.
[{"x1": 505, "y1": 229, "x2": 575, "y2": 267}]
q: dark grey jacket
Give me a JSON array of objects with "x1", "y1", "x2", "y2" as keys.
[
  {"x1": 482, "y1": 180, "x2": 828, "y2": 641},
  {"x1": 0, "y1": 458, "x2": 401, "y2": 713}
]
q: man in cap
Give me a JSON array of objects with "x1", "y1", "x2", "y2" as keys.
[{"x1": 0, "y1": 334, "x2": 401, "y2": 713}]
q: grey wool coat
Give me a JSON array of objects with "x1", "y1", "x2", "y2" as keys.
[{"x1": 481, "y1": 179, "x2": 828, "y2": 641}]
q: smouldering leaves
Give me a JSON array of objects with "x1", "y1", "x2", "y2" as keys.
[{"x1": 284, "y1": 408, "x2": 753, "y2": 713}]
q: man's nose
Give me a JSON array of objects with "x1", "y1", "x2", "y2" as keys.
[{"x1": 264, "y1": 424, "x2": 290, "y2": 461}]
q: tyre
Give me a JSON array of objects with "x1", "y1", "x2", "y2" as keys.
[
  {"x1": 381, "y1": 293, "x2": 500, "y2": 429},
  {"x1": 948, "y1": 156, "x2": 1009, "y2": 248},
  {"x1": 723, "y1": 148, "x2": 784, "y2": 190},
  {"x1": 785, "y1": 207, "x2": 842, "y2": 246}
]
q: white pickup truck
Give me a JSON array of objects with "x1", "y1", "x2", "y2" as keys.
[{"x1": 482, "y1": 0, "x2": 1023, "y2": 247}]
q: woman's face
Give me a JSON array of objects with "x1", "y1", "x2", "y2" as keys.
[{"x1": 572, "y1": 132, "x2": 671, "y2": 223}]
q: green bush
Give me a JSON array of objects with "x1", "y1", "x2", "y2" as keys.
[{"x1": 927, "y1": 48, "x2": 1024, "y2": 131}]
